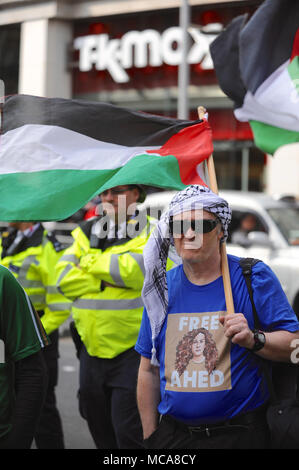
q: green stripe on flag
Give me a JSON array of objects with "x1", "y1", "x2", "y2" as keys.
[
  {"x1": 0, "y1": 168, "x2": 115, "y2": 221},
  {"x1": 288, "y1": 56, "x2": 299, "y2": 108},
  {"x1": 99, "y1": 154, "x2": 185, "y2": 193},
  {"x1": 0, "y1": 154, "x2": 183, "y2": 221},
  {"x1": 250, "y1": 120, "x2": 299, "y2": 155}
]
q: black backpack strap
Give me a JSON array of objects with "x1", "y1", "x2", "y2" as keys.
[
  {"x1": 239, "y1": 257, "x2": 280, "y2": 402},
  {"x1": 239, "y1": 257, "x2": 261, "y2": 330},
  {"x1": 240, "y1": 257, "x2": 299, "y2": 402}
]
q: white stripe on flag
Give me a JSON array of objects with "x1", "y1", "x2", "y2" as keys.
[
  {"x1": 0, "y1": 124, "x2": 159, "y2": 174},
  {"x1": 235, "y1": 60, "x2": 299, "y2": 132}
]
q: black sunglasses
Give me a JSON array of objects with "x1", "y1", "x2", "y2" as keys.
[{"x1": 169, "y1": 218, "x2": 219, "y2": 236}]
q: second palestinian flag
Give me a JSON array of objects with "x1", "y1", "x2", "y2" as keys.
[{"x1": 210, "y1": 0, "x2": 299, "y2": 155}]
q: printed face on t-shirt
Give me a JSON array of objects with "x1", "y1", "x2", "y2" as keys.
[{"x1": 164, "y1": 312, "x2": 231, "y2": 393}]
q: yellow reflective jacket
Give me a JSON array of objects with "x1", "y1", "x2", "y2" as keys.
[
  {"x1": 54, "y1": 215, "x2": 158, "y2": 359},
  {"x1": 0, "y1": 224, "x2": 71, "y2": 330}
]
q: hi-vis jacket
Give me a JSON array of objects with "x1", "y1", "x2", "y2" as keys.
[
  {"x1": 0, "y1": 224, "x2": 71, "y2": 329},
  {"x1": 54, "y1": 215, "x2": 158, "y2": 359}
]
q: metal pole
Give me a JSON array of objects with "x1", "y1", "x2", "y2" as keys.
[
  {"x1": 241, "y1": 147, "x2": 249, "y2": 191},
  {"x1": 178, "y1": 0, "x2": 190, "y2": 119}
]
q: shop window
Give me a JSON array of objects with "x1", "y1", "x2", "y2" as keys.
[
  {"x1": 213, "y1": 146, "x2": 265, "y2": 192},
  {"x1": 0, "y1": 24, "x2": 20, "y2": 94}
]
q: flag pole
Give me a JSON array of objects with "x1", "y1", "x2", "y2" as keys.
[
  {"x1": 178, "y1": 0, "x2": 190, "y2": 119},
  {"x1": 198, "y1": 107, "x2": 235, "y2": 314}
]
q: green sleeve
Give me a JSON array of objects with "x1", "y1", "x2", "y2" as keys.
[{"x1": 0, "y1": 266, "x2": 49, "y2": 363}]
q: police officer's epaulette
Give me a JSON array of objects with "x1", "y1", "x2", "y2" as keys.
[{"x1": 46, "y1": 232, "x2": 65, "y2": 252}]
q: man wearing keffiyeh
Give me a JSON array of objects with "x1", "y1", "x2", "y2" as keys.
[
  {"x1": 141, "y1": 184, "x2": 232, "y2": 366},
  {"x1": 135, "y1": 185, "x2": 299, "y2": 450}
]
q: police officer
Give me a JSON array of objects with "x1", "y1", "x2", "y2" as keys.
[
  {"x1": 0, "y1": 221, "x2": 70, "y2": 449},
  {"x1": 46, "y1": 185, "x2": 158, "y2": 449}
]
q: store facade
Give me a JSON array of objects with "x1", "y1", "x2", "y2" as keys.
[{"x1": 0, "y1": 0, "x2": 265, "y2": 191}]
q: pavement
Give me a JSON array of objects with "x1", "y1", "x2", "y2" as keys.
[{"x1": 56, "y1": 336, "x2": 96, "y2": 449}]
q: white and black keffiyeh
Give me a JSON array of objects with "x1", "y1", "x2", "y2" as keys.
[{"x1": 141, "y1": 185, "x2": 232, "y2": 365}]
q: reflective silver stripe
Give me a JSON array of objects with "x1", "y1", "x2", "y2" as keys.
[
  {"x1": 59, "y1": 254, "x2": 79, "y2": 264},
  {"x1": 18, "y1": 255, "x2": 40, "y2": 288},
  {"x1": 109, "y1": 254, "x2": 126, "y2": 287},
  {"x1": 20, "y1": 278, "x2": 44, "y2": 289},
  {"x1": 109, "y1": 252, "x2": 145, "y2": 286},
  {"x1": 48, "y1": 303, "x2": 71, "y2": 311},
  {"x1": 21, "y1": 255, "x2": 39, "y2": 268},
  {"x1": 29, "y1": 294, "x2": 45, "y2": 304},
  {"x1": 56, "y1": 264, "x2": 73, "y2": 287},
  {"x1": 129, "y1": 253, "x2": 145, "y2": 276},
  {"x1": 73, "y1": 297, "x2": 144, "y2": 310},
  {"x1": 46, "y1": 285, "x2": 59, "y2": 294}
]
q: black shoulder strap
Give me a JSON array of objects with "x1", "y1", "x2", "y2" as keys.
[
  {"x1": 239, "y1": 257, "x2": 296, "y2": 403},
  {"x1": 239, "y1": 257, "x2": 276, "y2": 400},
  {"x1": 239, "y1": 257, "x2": 261, "y2": 329}
]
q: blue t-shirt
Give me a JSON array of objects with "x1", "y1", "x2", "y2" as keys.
[{"x1": 135, "y1": 255, "x2": 299, "y2": 425}]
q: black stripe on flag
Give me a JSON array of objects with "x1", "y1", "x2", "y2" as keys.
[
  {"x1": 239, "y1": 0, "x2": 299, "y2": 94},
  {"x1": 210, "y1": 14, "x2": 248, "y2": 108},
  {"x1": 3, "y1": 94, "x2": 200, "y2": 147}
]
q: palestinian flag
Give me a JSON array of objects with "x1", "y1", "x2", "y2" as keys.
[
  {"x1": 0, "y1": 94, "x2": 212, "y2": 221},
  {"x1": 210, "y1": 0, "x2": 299, "y2": 155}
]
